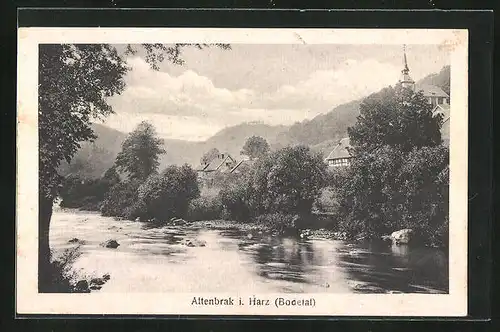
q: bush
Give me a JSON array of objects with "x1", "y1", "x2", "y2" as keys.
[
  {"x1": 187, "y1": 196, "x2": 223, "y2": 221},
  {"x1": 137, "y1": 164, "x2": 200, "y2": 221},
  {"x1": 254, "y1": 213, "x2": 299, "y2": 234},
  {"x1": 100, "y1": 180, "x2": 141, "y2": 218},
  {"x1": 60, "y1": 167, "x2": 120, "y2": 211},
  {"x1": 251, "y1": 145, "x2": 327, "y2": 215},
  {"x1": 44, "y1": 246, "x2": 110, "y2": 293},
  {"x1": 334, "y1": 145, "x2": 449, "y2": 245},
  {"x1": 218, "y1": 180, "x2": 252, "y2": 222}
]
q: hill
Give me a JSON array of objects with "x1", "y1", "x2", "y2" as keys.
[
  {"x1": 58, "y1": 123, "x2": 127, "y2": 178},
  {"x1": 418, "y1": 65, "x2": 450, "y2": 96},
  {"x1": 275, "y1": 65, "x2": 451, "y2": 158},
  {"x1": 58, "y1": 122, "x2": 288, "y2": 178},
  {"x1": 58, "y1": 66, "x2": 450, "y2": 178}
]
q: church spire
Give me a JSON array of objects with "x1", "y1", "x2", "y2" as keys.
[
  {"x1": 402, "y1": 44, "x2": 409, "y2": 74},
  {"x1": 399, "y1": 44, "x2": 414, "y2": 89}
]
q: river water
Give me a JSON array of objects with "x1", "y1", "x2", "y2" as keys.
[{"x1": 50, "y1": 209, "x2": 448, "y2": 293}]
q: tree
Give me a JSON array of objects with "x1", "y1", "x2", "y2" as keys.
[
  {"x1": 38, "y1": 43, "x2": 229, "y2": 292},
  {"x1": 348, "y1": 84, "x2": 442, "y2": 155},
  {"x1": 241, "y1": 135, "x2": 270, "y2": 159},
  {"x1": 38, "y1": 44, "x2": 128, "y2": 291},
  {"x1": 334, "y1": 84, "x2": 449, "y2": 244},
  {"x1": 200, "y1": 147, "x2": 220, "y2": 165},
  {"x1": 137, "y1": 164, "x2": 200, "y2": 220},
  {"x1": 114, "y1": 121, "x2": 166, "y2": 181},
  {"x1": 251, "y1": 145, "x2": 327, "y2": 215}
]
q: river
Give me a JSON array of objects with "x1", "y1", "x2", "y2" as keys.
[{"x1": 49, "y1": 209, "x2": 448, "y2": 293}]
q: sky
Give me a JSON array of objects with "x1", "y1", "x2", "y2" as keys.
[{"x1": 100, "y1": 44, "x2": 450, "y2": 141}]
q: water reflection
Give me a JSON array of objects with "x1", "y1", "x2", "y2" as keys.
[
  {"x1": 50, "y1": 210, "x2": 449, "y2": 293},
  {"x1": 337, "y1": 241, "x2": 448, "y2": 293}
]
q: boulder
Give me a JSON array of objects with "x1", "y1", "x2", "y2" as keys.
[
  {"x1": 180, "y1": 238, "x2": 207, "y2": 247},
  {"x1": 100, "y1": 239, "x2": 120, "y2": 249},
  {"x1": 68, "y1": 238, "x2": 85, "y2": 244},
  {"x1": 390, "y1": 229, "x2": 414, "y2": 245},
  {"x1": 75, "y1": 280, "x2": 89, "y2": 292}
]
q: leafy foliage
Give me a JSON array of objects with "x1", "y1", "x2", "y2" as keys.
[
  {"x1": 252, "y1": 145, "x2": 327, "y2": 215},
  {"x1": 334, "y1": 85, "x2": 449, "y2": 246},
  {"x1": 136, "y1": 164, "x2": 200, "y2": 221},
  {"x1": 100, "y1": 180, "x2": 141, "y2": 218},
  {"x1": 187, "y1": 196, "x2": 223, "y2": 221},
  {"x1": 218, "y1": 177, "x2": 253, "y2": 222},
  {"x1": 217, "y1": 145, "x2": 327, "y2": 221},
  {"x1": 348, "y1": 85, "x2": 442, "y2": 155},
  {"x1": 200, "y1": 147, "x2": 221, "y2": 165},
  {"x1": 125, "y1": 43, "x2": 231, "y2": 70},
  {"x1": 60, "y1": 166, "x2": 120, "y2": 210},
  {"x1": 114, "y1": 121, "x2": 166, "y2": 181},
  {"x1": 240, "y1": 135, "x2": 270, "y2": 159},
  {"x1": 39, "y1": 44, "x2": 129, "y2": 200}
]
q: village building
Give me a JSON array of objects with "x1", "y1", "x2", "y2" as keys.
[
  {"x1": 432, "y1": 103, "x2": 450, "y2": 146},
  {"x1": 325, "y1": 46, "x2": 451, "y2": 168},
  {"x1": 398, "y1": 45, "x2": 450, "y2": 106},
  {"x1": 324, "y1": 138, "x2": 353, "y2": 167},
  {"x1": 196, "y1": 152, "x2": 237, "y2": 179},
  {"x1": 228, "y1": 154, "x2": 253, "y2": 174}
]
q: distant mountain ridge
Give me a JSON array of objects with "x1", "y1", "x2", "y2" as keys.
[{"x1": 59, "y1": 66, "x2": 450, "y2": 179}]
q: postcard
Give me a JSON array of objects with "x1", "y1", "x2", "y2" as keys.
[{"x1": 16, "y1": 27, "x2": 468, "y2": 316}]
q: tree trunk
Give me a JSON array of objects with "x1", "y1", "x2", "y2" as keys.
[{"x1": 38, "y1": 194, "x2": 53, "y2": 292}]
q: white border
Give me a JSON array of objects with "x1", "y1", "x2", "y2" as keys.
[{"x1": 16, "y1": 28, "x2": 468, "y2": 316}]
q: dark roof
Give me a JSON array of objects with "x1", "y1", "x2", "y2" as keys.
[
  {"x1": 415, "y1": 84, "x2": 449, "y2": 98},
  {"x1": 325, "y1": 137, "x2": 352, "y2": 161},
  {"x1": 230, "y1": 159, "x2": 254, "y2": 173},
  {"x1": 197, "y1": 154, "x2": 236, "y2": 172}
]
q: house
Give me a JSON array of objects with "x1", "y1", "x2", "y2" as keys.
[
  {"x1": 324, "y1": 138, "x2": 353, "y2": 168},
  {"x1": 196, "y1": 152, "x2": 237, "y2": 179},
  {"x1": 432, "y1": 104, "x2": 451, "y2": 146},
  {"x1": 416, "y1": 84, "x2": 450, "y2": 107},
  {"x1": 229, "y1": 157, "x2": 254, "y2": 174}
]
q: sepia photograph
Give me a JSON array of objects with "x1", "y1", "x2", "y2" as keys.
[{"x1": 16, "y1": 28, "x2": 468, "y2": 316}]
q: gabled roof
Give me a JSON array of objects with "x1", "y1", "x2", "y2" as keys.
[
  {"x1": 197, "y1": 154, "x2": 236, "y2": 172},
  {"x1": 230, "y1": 159, "x2": 254, "y2": 173},
  {"x1": 433, "y1": 104, "x2": 450, "y2": 145},
  {"x1": 415, "y1": 84, "x2": 449, "y2": 98},
  {"x1": 432, "y1": 104, "x2": 450, "y2": 121},
  {"x1": 325, "y1": 137, "x2": 352, "y2": 161}
]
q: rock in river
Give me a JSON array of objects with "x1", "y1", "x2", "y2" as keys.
[
  {"x1": 100, "y1": 239, "x2": 120, "y2": 249},
  {"x1": 390, "y1": 229, "x2": 414, "y2": 245},
  {"x1": 68, "y1": 238, "x2": 85, "y2": 244},
  {"x1": 180, "y1": 238, "x2": 206, "y2": 247}
]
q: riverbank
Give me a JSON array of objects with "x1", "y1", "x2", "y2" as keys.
[{"x1": 185, "y1": 219, "x2": 345, "y2": 240}]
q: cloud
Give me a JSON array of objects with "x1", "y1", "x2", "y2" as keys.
[{"x1": 105, "y1": 56, "x2": 403, "y2": 140}]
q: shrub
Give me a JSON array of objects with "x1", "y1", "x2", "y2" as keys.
[
  {"x1": 313, "y1": 187, "x2": 338, "y2": 213},
  {"x1": 44, "y1": 246, "x2": 110, "y2": 293},
  {"x1": 100, "y1": 180, "x2": 141, "y2": 218},
  {"x1": 254, "y1": 213, "x2": 299, "y2": 234},
  {"x1": 137, "y1": 164, "x2": 200, "y2": 221},
  {"x1": 334, "y1": 145, "x2": 449, "y2": 244},
  {"x1": 187, "y1": 196, "x2": 223, "y2": 221},
  {"x1": 251, "y1": 145, "x2": 327, "y2": 215},
  {"x1": 218, "y1": 180, "x2": 252, "y2": 222},
  {"x1": 60, "y1": 167, "x2": 120, "y2": 211}
]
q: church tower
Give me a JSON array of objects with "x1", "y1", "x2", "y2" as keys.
[{"x1": 399, "y1": 44, "x2": 415, "y2": 90}]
